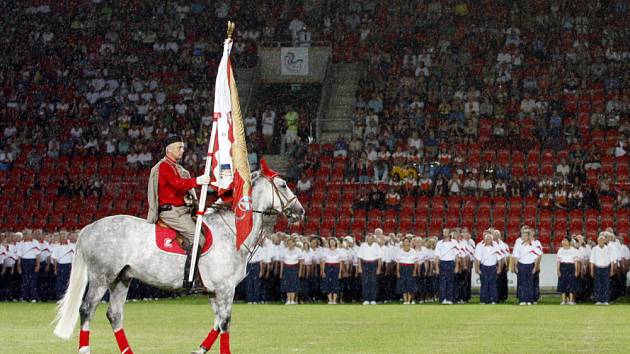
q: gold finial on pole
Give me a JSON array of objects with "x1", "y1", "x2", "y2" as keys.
[{"x1": 227, "y1": 21, "x2": 235, "y2": 39}]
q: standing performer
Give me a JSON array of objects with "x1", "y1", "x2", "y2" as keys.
[
  {"x1": 279, "y1": 237, "x2": 302, "y2": 305},
  {"x1": 590, "y1": 233, "x2": 615, "y2": 305},
  {"x1": 16, "y1": 230, "x2": 41, "y2": 302},
  {"x1": 556, "y1": 237, "x2": 578, "y2": 305},
  {"x1": 245, "y1": 238, "x2": 268, "y2": 304},
  {"x1": 435, "y1": 229, "x2": 458, "y2": 304},
  {"x1": 320, "y1": 238, "x2": 345, "y2": 305},
  {"x1": 52, "y1": 231, "x2": 76, "y2": 300},
  {"x1": 147, "y1": 135, "x2": 210, "y2": 289},
  {"x1": 395, "y1": 237, "x2": 418, "y2": 304},
  {"x1": 512, "y1": 230, "x2": 542, "y2": 305},
  {"x1": 357, "y1": 234, "x2": 382, "y2": 305},
  {"x1": 474, "y1": 231, "x2": 503, "y2": 304},
  {"x1": 492, "y1": 229, "x2": 510, "y2": 303}
]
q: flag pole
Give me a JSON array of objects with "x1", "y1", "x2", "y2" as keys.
[{"x1": 188, "y1": 21, "x2": 236, "y2": 282}]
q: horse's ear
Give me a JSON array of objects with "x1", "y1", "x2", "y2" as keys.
[{"x1": 260, "y1": 159, "x2": 279, "y2": 179}]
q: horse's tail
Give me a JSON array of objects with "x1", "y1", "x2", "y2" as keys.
[{"x1": 53, "y1": 230, "x2": 89, "y2": 339}]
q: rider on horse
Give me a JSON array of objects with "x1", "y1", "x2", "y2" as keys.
[
  {"x1": 147, "y1": 135, "x2": 210, "y2": 290},
  {"x1": 147, "y1": 134, "x2": 209, "y2": 250}
]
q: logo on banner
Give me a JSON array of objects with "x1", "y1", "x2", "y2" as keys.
[
  {"x1": 281, "y1": 47, "x2": 309, "y2": 76},
  {"x1": 235, "y1": 196, "x2": 253, "y2": 220}
]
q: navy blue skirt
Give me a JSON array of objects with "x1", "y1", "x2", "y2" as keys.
[
  {"x1": 557, "y1": 263, "x2": 577, "y2": 294},
  {"x1": 397, "y1": 264, "x2": 416, "y2": 294},
  {"x1": 281, "y1": 264, "x2": 300, "y2": 293},
  {"x1": 321, "y1": 264, "x2": 341, "y2": 294}
]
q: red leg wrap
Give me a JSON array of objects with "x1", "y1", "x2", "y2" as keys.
[
  {"x1": 201, "y1": 329, "x2": 220, "y2": 350},
  {"x1": 79, "y1": 330, "x2": 90, "y2": 348},
  {"x1": 114, "y1": 328, "x2": 134, "y2": 354},
  {"x1": 220, "y1": 332, "x2": 231, "y2": 354}
]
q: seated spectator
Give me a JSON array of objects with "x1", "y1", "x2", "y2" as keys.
[
  {"x1": 538, "y1": 188, "x2": 554, "y2": 209},
  {"x1": 568, "y1": 185, "x2": 584, "y2": 210},
  {"x1": 333, "y1": 135, "x2": 348, "y2": 158},
  {"x1": 418, "y1": 173, "x2": 433, "y2": 196},
  {"x1": 448, "y1": 174, "x2": 462, "y2": 196},
  {"x1": 479, "y1": 175, "x2": 494, "y2": 197},
  {"x1": 495, "y1": 178, "x2": 508, "y2": 197},
  {"x1": 384, "y1": 187, "x2": 401, "y2": 210},
  {"x1": 353, "y1": 190, "x2": 370, "y2": 210},
  {"x1": 296, "y1": 172, "x2": 312, "y2": 194},
  {"x1": 367, "y1": 185, "x2": 385, "y2": 210},
  {"x1": 373, "y1": 160, "x2": 389, "y2": 183},
  {"x1": 554, "y1": 185, "x2": 569, "y2": 209},
  {"x1": 614, "y1": 139, "x2": 626, "y2": 158},
  {"x1": 556, "y1": 159, "x2": 570, "y2": 178},
  {"x1": 617, "y1": 191, "x2": 630, "y2": 209}
]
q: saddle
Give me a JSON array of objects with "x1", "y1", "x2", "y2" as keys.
[
  {"x1": 154, "y1": 219, "x2": 213, "y2": 294},
  {"x1": 156, "y1": 219, "x2": 188, "y2": 250}
]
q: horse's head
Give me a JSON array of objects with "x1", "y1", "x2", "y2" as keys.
[{"x1": 251, "y1": 161, "x2": 305, "y2": 223}]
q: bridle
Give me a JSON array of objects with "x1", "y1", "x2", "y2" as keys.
[{"x1": 263, "y1": 175, "x2": 300, "y2": 219}]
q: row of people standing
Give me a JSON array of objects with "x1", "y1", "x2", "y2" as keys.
[
  {"x1": 244, "y1": 226, "x2": 629, "y2": 306},
  {"x1": 0, "y1": 230, "x2": 177, "y2": 302}
]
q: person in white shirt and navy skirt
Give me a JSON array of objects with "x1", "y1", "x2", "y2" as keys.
[
  {"x1": 512, "y1": 230, "x2": 542, "y2": 305},
  {"x1": 51, "y1": 232, "x2": 76, "y2": 300},
  {"x1": 16, "y1": 233, "x2": 41, "y2": 302},
  {"x1": 590, "y1": 233, "x2": 615, "y2": 305},
  {"x1": 435, "y1": 229, "x2": 459, "y2": 305},
  {"x1": 280, "y1": 238, "x2": 302, "y2": 305},
  {"x1": 357, "y1": 234, "x2": 381, "y2": 305},
  {"x1": 474, "y1": 231, "x2": 503, "y2": 304},
  {"x1": 556, "y1": 237, "x2": 579, "y2": 305},
  {"x1": 246, "y1": 238, "x2": 268, "y2": 304},
  {"x1": 396, "y1": 238, "x2": 418, "y2": 304},
  {"x1": 320, "y1": 238, "x2": 344, "y2": 304}
]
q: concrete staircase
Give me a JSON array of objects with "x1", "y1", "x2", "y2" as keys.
[
  {"x1": 318, "y1": 63, "x2": 362, "y2": 143},
  {"x1": 235, "y1": 67, "x2": 256, "y2": 111}
]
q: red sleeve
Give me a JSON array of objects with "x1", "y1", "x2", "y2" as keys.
[{"x1": 159, "y1": 163, "x2": 199, "y2": 191}]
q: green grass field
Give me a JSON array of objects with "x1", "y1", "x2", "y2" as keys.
[{"x1": 2, "y1": 296, "x2": 630, "y2": 353}]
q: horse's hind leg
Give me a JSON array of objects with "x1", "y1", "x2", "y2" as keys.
[
  {"x1": 78, "y1": 282, "x2": 108, "y2": 354},
  {"x1": 192, "y1": 289, "x2": 234, "y2": 354},
  {"x1": 107, "y1": 271, "x2": 134, "y2": 354}
]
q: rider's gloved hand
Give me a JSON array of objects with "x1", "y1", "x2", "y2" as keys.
[{"x1": 196, "y1": 174, "x2": 210, "y2": 185}]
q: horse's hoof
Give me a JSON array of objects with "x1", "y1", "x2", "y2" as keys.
[{"x1": 78, "y1": 346, "x2": 91, "y2": 354}]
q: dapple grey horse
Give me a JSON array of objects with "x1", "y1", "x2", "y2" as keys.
[{"x1": 53, "y1": 170, "x2": 304, "y2": 354}]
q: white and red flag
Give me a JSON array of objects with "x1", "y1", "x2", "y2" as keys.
[{"x1": 209, "y1": 38, "x2": 253, "y2": 249}]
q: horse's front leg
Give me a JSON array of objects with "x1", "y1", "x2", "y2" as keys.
[{"x1": 192, "y1": 288, "x2": 234, "y2": 354}]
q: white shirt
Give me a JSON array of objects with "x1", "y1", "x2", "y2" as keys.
[
  {"x1": 38, "y1": 240, "x2": 52, "y2": 262},
  {"x1": 281, "y1": 247, "x2": 302, "y2": 265},
  {"x1": 436, "y1": 239, "x2": 459, "y2": 261},
  {"x1": 249, "y1": 245, "x2": 271, "y2": 264},
  {"x1": 556, "y1": 247, "x2": 578, "y2": 264},
  {"x1": 17, "y1": 240, "x2": 41, "y2": 259},
  {"x1": 3, "y1": 244, "x2": 17, "y2": 267},
  {"x1": 357, "y1": 243, "x2": 382, "y2": 261},
  {"x1": 320, "y1": 248, "x2": 345, "y2": 264},
  {"x1": 396, "y1": 248, "x2": 417, "y2": 264},
  {"x1": 300, "y1": 249, "x2": 314, "y2": 266},
  {"x1": 475, "y1": 242, "x2": 503, "y2": 266},
  {"x1": 512, "y1": 243, "x2": 542, "y2": 264},
  {"x1": 498, "y1": 240, "x2": 510, "y2": 259},
  {"x1": 269, "y1": 243, "x2": 282, "y2": 262},
  {"x1": 52, "y1": 242, "x2": 76, "y2": 265},
  {"x1": 0, "y1": 245, "x2": 6, "y2": 265},
  {"x1": 590, "y1": 245, "x2": 615, "y2": 268}
]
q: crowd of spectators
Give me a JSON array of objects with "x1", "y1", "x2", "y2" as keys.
[
  {"x1": 1, "y1": 1, "x2": 630, "y2": 240},
  {"x1": 290, "y1": 0, "x2": 630, "y2": 217}
]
